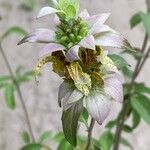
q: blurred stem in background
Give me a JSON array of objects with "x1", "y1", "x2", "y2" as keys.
[
  {"x1": 0, "y1": 42, "x2": 35, "y2": 143},
  {"x1": 85, "y1": 118, "x2": 95, "y2": 150},
  {"x1": 112, "y1": 0, "x2": 150, "y2": 149}
]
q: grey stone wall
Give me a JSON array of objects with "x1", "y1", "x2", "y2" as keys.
[{"x1": 0, "y1": 0, "x2": 150, "y2": 149}]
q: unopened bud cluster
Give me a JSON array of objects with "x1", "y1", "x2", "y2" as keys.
[{"x1": 55, "y1": 18, "x2": 89, "y2": 49}]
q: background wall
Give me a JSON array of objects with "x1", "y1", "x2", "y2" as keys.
[{"x1": 0, "y1": 0, "x2": 150, "y2": 149}]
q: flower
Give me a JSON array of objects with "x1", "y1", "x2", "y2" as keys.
[{"x1": 18, "y1": 0, "x2": 130, "y2": 125}]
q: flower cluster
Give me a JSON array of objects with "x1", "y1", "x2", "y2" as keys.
[{"x1": 18, "y1": 0, "x2": 130, "y2": 125}]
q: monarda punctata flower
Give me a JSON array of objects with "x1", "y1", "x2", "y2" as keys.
[{"x1": 18, "y1": 0, "x2": 130, "y2": 138}]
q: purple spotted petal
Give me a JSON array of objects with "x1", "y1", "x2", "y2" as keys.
[
  {"x1": 37, "y1": 6, "x2": 59, "y2": 18},
  {"x1": 66, "y1": 45, "x2": 80, "y2": 62},
  {"x1": 39, "y1": 43, "x2": 65, "y2": 58},
  {"x1": 104, "y1": 74, "x2": 123, "y2": 103},
  {"x1": 67, "y1": 89, "x2": 83, "y2": 104},
  {"x1": 79, "y1": 9, "x2": 90, "y2": 20},
  {"x1": 58, "y1": 81, "x2": 74, "y2": 107},
  {"x1": 85, "y1": 90, "x2": 111, "y2": 125},
  {"x1": 86, "y1": 13, "x2": 110, "y2": 28},
  {"x1": 79, "y1": 35, "x2": 95, "y2": 50},
  {"x1": 18, "y1": 29, "x2": 55, "y2": 45},
  {"x1": 95, "y1": 32, "x2": 129, "y2": 48},
  {"x1": 90, "y1": 24, "x2": 115, "y2": 35},
  {"x1": 54, "y1": 15, "x2": 60, "y2": 26}
]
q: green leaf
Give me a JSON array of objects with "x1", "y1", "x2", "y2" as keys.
[
  {"x1": 0, "y1": 76, "x2": 12, "y2": 89},
  {"x1": 61, "y1": 101, "x2": 83, "y2": 146},
  {"x1": 1, "y1": 26, "x2": 27, "y2": 41},
  {"x1": 133, "y1": 83, "x2": 150, "y2": 94},
  {"x1": 140, "y1": 12, "x2": 150, "y2": 38},
  {"x1": 132, "y1": 110, "x2": 141, "y2": 129},
  {"x1": 122, "y1": 66, "x2": 133, "y2": 79},
  {"x1": 130, "y1": 12, "x2": 142, "y2": 29},
  {"x1": 0, "y1": 76, "x2": 12, "y2": 82},
  {"x1": 21, "y1": 144, "x2": 51, "y2": 150},
  {"x1": 15, "y1": 70, "x2": 34, "y2": 84},
  {"x1": 94, "y1": 145, "x2": 102, "y2": 150},
  {"x1": 22, "y1": 131, "x2": 30, "y2": 144},
  {"x1": 108, "y1": 54, "x2": 130, "y2": 70},
  {"x1": 79, "y1": 107, "x2": 89, "y2": 126},
  {"x1": 57, "y1": 138, "x2": 73, "y2": 150},
  {"x1": 58, "y1": 0, "x2": 79, "y2": 15},
  {"x1": 20, "y1": 0, "x2": 36, "y2": 11},
  {"x1": 105, "y1": 120, "x2": 117, "y2": 129},
  {"x1": 38, "y1": 131, "x2": 52, "y2": 143},
  {"x1": 120, "y1": 137, "x2": 133, "y2": 150},
  {"x1": 4, "y1": 84, "x2": 16, "y2": 109},
  {"x1": 53, "y1": 132, "x2": 64, "y2": 143},
  {"x1": 21, "y1": 144, "x2": 41, "y2": 150},
  {"x1": 123, "y1": 125, "x2": 133, "y2": 133},
  {"x1": 121, "y1": 49, "x2": 144, "y2": 60},
  {"x1": 131, "y1": 94, "x2": 150, "y2": 125},
  {"x1": 99, "y1": 131, "x2": 113, "y2": 150}
]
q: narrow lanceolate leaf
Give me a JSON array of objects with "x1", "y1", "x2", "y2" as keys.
[
  {"x1": 105, "y1": 120, "x2": 117, "y2": 129},
  {"x1": 99, "y1": 131, "x2": 113, "y2": 150},
  {"x1": 131, "y1": 94, "x2": 150, "y2": 125},
  {"x1": 140, "y1": 12, "x2": 150, "y2": 38},
  {"x1": 130, "y1": 12, "x2": 142, "y2": 29},
  {"x1": 1, "y1": 26, "x2": 27, "y2": 40},
  {"x1": 0, "y1": 76, "x2": 12, "y2": 89},
  {"x1": 123, "y1": 125, "x2": 133, "y2": 133},
  {"x1": 4, "y1": 84, "x2": 16, "y2": 109},
  {"x1": 21, "y1": 144, "x2": 50, "y2": 150},
  {"x1": 22, "y1": 131, "x2": 30, "y2": 144},
  {"x1": 61, "y1": 101, "x2": 83, "y2": 146},
  {"x1": 108, "y1": 54, "x2": 130, "y2": 70},
  {"x1": 21, "y1": 144, "x2": 41, "y2": 150},
  {"x1": 133, "y1": 83, "x2": 150, "y2": 94},
  {"x1": 132, "y1": 110, "x2": 141, "y2": 129},
  {"x1": 120, "y1": 137, "x2": 133, "y2": 150},
  {"x1": 0, "y1": 76, "x2": 12, "y2": 82}
]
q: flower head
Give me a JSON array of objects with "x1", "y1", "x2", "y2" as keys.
[{"x1": 18, "y1": 0, "x2": 130, "y2": 125}]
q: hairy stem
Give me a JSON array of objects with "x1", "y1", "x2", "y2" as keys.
[
  {"x1": 85, "y1": 118, "x2": 95, "y2": 150},
  {"x1": 113, "y1": 34, "x2": 149, "y2": 150},
  {"x1": 0, "y1": 43, "x2": 35, "y2": 142}
]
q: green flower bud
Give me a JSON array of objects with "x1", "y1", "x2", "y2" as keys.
[
  {"x1": 60, "y1": 36, "x2": 68, "y2": 43},
  {"x1": 79, "y1": 27, "x2": 88, "y2": 37},
  {"x1": 73, "y1": 27, "x2": 79, "y2": 36},
  {"x1": 69, "y1": 33, "x2": 76, "y2": 41},
  {"x1": 67, "y1": 42, "x2": 74, "y2": 49},
  {"x1": 77, "y1": 35, "x2": 82, "y2": 41}
]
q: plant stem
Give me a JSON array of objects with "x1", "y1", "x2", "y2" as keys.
[
  {"x1": 134, "y1": 34, "x2": 148, "y2": 78},
  {"x1": 135, "y1": 46, "x2": 150, "y2": 78},
  {"x1": 0, "y1": 43, "x2": 35, "y2": 143},
  {"x1": 112, "y1": 34, "x2": 149, "y2": 150},
  {"x1": 85, "y1": 118, "x2": 95, "y2": 150}
]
